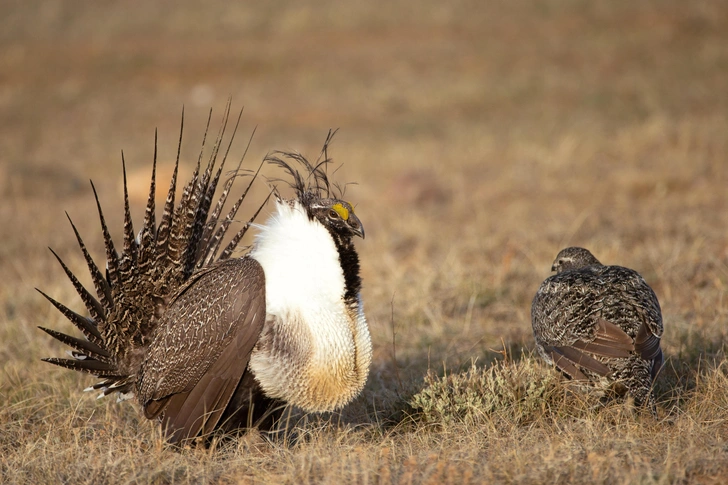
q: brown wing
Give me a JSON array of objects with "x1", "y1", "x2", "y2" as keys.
[
  {"x1": 569, "y1": 318, "x2": 634, "y2": 358},
  {"x1": 137, "y1": 257, "x2": 265, "y2": 443},
  {"x1": 635, "y1": 320, "x2": 664, "y2": 381},
  {"x1": 546, "y1": 347, "x2": 604, "y2": 380},
  {"x1": 549, "y1": 319, "x2": 634, "y2": 379},
  {"x1": 634, "y1": 320, "x2": 662, "y2": 361},
  {"x1": 626, "y1": 271, "x2": 664, "y2": 380}
]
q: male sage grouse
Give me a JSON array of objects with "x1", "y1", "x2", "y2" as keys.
[
  {"x1": 531, "y1": 247, "x2": 664, "y2": 410},
  {"x1": 38, "y1": 106, "x2": 372, "y2": 443}
]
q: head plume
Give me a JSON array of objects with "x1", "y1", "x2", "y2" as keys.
[{"x1": 264, "y1": 129, "x2": 353, "y2": 207}]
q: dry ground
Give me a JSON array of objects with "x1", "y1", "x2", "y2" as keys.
[{"x1": 1, "y1": 1, "x2": 728, "y2": 483}]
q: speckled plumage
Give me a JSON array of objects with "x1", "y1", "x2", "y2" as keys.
[
  {"x1": 39, "y1": 106, "x2": 370, "y2": 443},
  {"x1": 531, "y1": 247, "x2": 664, "y2": 409}
]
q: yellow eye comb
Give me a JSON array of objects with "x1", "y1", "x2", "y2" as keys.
[{"x1": 331, "y1": 202, "x2": 350, "y2": 220}]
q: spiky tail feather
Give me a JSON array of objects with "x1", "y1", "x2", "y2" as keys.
[{"x1": 39, "y1": 102, "x2": 271, "y2": 399}]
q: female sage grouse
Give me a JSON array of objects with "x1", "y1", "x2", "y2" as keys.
[
  {"x1": 531, "y1": 247, "x2": 664, "y2": 409},
  {"x1": 38, "y1": 106, "x2": 371, "y2": 443}
]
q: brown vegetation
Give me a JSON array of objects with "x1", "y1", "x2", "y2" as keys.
[{"x1": 1, "y1": 1, "x2": 727, "y2": 483}]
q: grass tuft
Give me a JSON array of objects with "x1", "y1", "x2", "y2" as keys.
[{"x1": 410, "y1": 356, "x2": 565, "y2": 426}]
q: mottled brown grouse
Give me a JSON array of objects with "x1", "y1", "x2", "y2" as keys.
[
  {"x1": 531, "y1": 247, "x2": 664, "y2": 409},
  {"x1": 38, "y1": 106, "x2": 371, "y2": 443}
]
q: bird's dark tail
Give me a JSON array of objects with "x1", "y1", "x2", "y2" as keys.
[{"x1": 38, "y1": 102, "x2": 270, "y2": 399}]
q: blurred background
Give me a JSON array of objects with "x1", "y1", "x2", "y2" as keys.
[{"x1": 1, "y1": 0, "x2": 727, "y2": 384}]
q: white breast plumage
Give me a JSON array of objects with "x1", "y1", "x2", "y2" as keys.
[{"x1": 248, "y1": 199, "x2": 372, "y2": 412}]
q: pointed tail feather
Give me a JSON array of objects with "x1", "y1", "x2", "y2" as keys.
[
  {"x1": 40, "y1": 105, "x2": 270, "y2": 402},
  {"x1": 137, "y1": 129, "x2": 157, "y2": 270},
  {"x1": 47, "y1": 249, "x2": 107, "y2": 327},
  {"x1": 65, "y1": 213, "x2": 114, "y2": 314},
  {"x1": 119, "y1": 154, "x2": 139, "y2": 274},
  {"x1": 36, "y1": 289, "x2": 103, "y2": 345},
  {"x1": 197, "y1": 108, "x2": 247, "y2": 256},
  {"x1": 153, "y1": 108, "x2": 184, "y2": 281},
  {"x1": 219, "y1": 188, "x2": 273, "y2": 261},
  {"x1": 204, "y1": 160, "x2": 266, "y2": 264},
  {"x1": 38, "y1": 326, "x2": 110, "y2": 360},
  {"x1": 41, "y1": 357, "x2": 119, "y2": 377}
]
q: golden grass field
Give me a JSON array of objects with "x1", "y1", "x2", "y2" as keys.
[{"x1": 1, "y1": 0, "x2": 727, "y2": 483}]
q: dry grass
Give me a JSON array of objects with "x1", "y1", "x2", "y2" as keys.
[{"x1": 2, "y1": 0, "x2": 728, "y2": 483}]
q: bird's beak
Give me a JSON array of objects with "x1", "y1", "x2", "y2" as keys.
[
  {"x1": 348, "y1": 213, "x2": 365, "y2": 239},
  {"x1": 551, "y1": 264, "x2": 557, "y2": 272}
]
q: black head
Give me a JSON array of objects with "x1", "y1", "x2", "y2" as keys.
[
  {"x1": 264, "y1": 131, "x2": 364, "y2": 241},
  {"x1": 309, "y1": 198, "x2": 365, "y2": 239},
  {"x1": 264, "y1": 134, "x2": 364, "y2": 303},
  {"x1": 551, "y1": 247, "x2": 602, "y2": 273}
]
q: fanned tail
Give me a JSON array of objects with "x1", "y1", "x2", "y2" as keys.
[{"x1": 39, "y1": 102, "x2": 269, "y2": 399}]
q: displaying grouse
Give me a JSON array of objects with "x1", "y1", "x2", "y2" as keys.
[{"x1": 39, "y1": 105, "x2": 372, "y2": 443}]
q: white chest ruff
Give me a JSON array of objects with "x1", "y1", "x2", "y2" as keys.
[{"x1": 248, "y1": 201, "x2": 372, "y2": 412}]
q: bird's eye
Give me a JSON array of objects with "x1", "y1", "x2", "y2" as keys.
[{"x1": 328, "y1": 209, "x2": 339, "y2": 219}]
